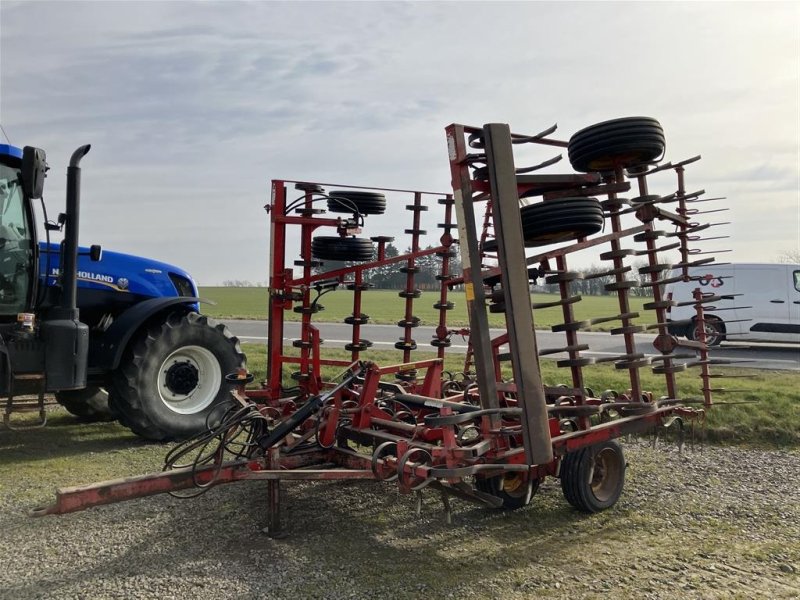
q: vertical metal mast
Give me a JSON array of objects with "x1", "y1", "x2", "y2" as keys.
[{"x1": 483, "y1": 123, "x2": 553, "y2": 466}]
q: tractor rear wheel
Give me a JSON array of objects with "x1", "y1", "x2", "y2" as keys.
[
  {"x1": 55, "y1": 387, "x2": 115, "y2": 422},
  {"x1": 109, "y1": 312, "x2": 245, "y2": 441},
  {"x1": 560, "y1": 440, "x2": 626, "y2": 513}
]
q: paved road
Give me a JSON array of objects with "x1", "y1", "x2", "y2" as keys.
[{"x1": 221, "y1": 319, "x2": 800, "y2": 372}]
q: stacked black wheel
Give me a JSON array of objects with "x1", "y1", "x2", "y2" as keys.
[
  {"x1": 311, "y1": 236, "x2": 375, "y2": 262},
  {"x1": 568, "y1": 117, "x2": 665, "y2": 173},
  {"x1": 520, "y1": 197, "x2": 604, "y2": 247},
  {"x1": 327, "y1": 190, "x2": 387, "y2": 215}
]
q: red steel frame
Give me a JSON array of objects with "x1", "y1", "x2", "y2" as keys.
[{"x1": 36, "y1": 122, "x2": 729, "y2": 532}]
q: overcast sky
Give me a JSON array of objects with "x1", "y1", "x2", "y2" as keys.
[{"x1": 1, "y1": 1, "x2": 798, "y2": 285}]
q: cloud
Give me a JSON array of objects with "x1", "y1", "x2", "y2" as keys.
[{"x1": 1, "y1": 1, "x2": 798, "y2": 283}]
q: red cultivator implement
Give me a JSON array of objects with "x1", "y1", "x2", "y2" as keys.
[{"x1": 36, "y1": 118, "x2": 732, "y2": 534}]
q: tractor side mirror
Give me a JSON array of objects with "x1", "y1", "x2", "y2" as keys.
[{"x1": 21, "y1": 146, "x2": 48, "y2": 199}]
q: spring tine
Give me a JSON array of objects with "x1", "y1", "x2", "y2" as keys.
[
  {"x1": 669, "y1": 257, "x2": 716, "y2": 269},
  {"x1": 515, "y1": 154, "x2": 563, "y2": 174},
  {"x1": 650, "y1": 353, "x2": 697, "y2": 362},
  {"x1": 675, "y1": 293, "x2": 739, "y2": 306},
  {"x1": 583, "y1": 266, "x2": 632, "y2": 279},
  {"x1": 672, "y1": 155, "x2": 702, "y2": 168},
  {"x1": 589, "y1": 312, "x2": 640, "y2": 325},
  {"x1": 643, "y1": 320, "x2": 691, "y2": 331},
  {"x1": 511, "y1": 123, "x2": 559, "y2": 143},
  {"x1": 629, "y1": 161, "x2": 674, "y2": 176},
  {"x1": 467, "y1": 133, "x2": 485, "y2": 149},
  {"x1": 685, "y1": 196, "x2": 726, "y2": 204},
  {"x1": 680, "y1": 189, "x2": 705, "y2": 201},
  {"x1": 692, "y1": 235, "x2": 730, "y2": 242},
  {"x1": 691, "y1": 208, "x2": 730, "y2": 215},
  {"x1": 538, "y1": 344, "x2": 590, "y2": 356},
  {"x1": 531, "y1": 295, "x2": 582, "y2": 309},
  {"x1": 687, "y1": 249, "x2": 732, "y2": 256},
  {"x1": 632, "y1": 242, "x2": 681, "y2": 255}
]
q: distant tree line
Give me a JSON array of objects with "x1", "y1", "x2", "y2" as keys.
[
  {"x1": 221, "y1": 280, "x2": 267, "y2": 287},
  {"x1": 535, "y1": 261, "x2": 655, "y2": 297}
]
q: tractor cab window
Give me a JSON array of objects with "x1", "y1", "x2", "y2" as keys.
[{"x1": 0, "y1": 170, "x2": 34, "y2": 316}]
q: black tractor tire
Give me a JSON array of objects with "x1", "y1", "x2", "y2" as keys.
[
  {"x1": 327, "y1": 190, "x2": 387, "y2": 215},
  {"x1": 560, "y1": 440, "x2": 626, "y2": 513},
  {"x1": 687, "y1": 316, "x2": 725, "y2": 347},
  {"x1": 476, "y1": 472, "x2": 539, "y2": 509},
  {"x1": 520, "y1": 198, "x2": 604, "y2": 246},
  {"x1": 312, "y1": 236, "x2": 375, "y2": 262},
  {"x1": 109, "y1": 312, "x2": 246, "y2": 441},
  {"x1": 55, "y1": 387, "x2": 115, "y2": 422},
  {"x1": 568, "y1": 117, "x2": 665, "y2": 173}
]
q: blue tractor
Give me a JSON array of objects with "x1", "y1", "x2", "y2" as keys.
[{"x1": 0, "y1": 143, "x2": 245, "y2": 440}]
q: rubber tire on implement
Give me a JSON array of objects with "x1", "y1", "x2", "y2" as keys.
[
  {"x1": 312, "y1": 236, "x2": 375, "y2": 262},
  {"x1": 55, "y1": 387, "x2": 115, "y2": 422},
  {"x1": 327, "y1": 190, "x2": 387, "y2": 215},
  {"x1": 519, "y1": 197, "x2": 604, "y2": 247},
  {"x1": 475, "y1": 473, "x2": 539, "y2": 509},
  {"x1": 560, "y1": 440, "x2": 626, "y2": 513},
  {"x1": 568, "y1": 117, "x2": 666, "y2": 173},
  {"x1": 109, "y1": 312, "x2": 246, "y2": 441}
]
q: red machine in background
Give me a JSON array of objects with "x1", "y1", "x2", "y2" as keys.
[{"x1": 36, "y1": 117, "x2": 734, "y2": 533}]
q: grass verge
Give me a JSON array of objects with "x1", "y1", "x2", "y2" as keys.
[
  {"x1": 240, "y1": 343, "x2": 800, "y2": 448},
  {"x1": 199, "y1": 287, "x2": 657, "y2": 330}
]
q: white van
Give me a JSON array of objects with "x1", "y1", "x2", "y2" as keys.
[{"x1": 664, "y1": 263, "x2": 800, "y2": 345}]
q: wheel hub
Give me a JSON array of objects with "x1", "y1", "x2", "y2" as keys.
[{"x1": 164, "y1": 360, "x2": 199, "y2": 396}]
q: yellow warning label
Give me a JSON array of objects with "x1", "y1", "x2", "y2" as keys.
[{"x1": 465, "y1": 282, "x2": 475, "y2": 302}]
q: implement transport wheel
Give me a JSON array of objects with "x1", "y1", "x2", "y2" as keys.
[
  {"x1": 520, "y1": 197, "x2": 604, "y2": 247},
  {"x1": 687, "y1": 316, "x2": 725, "y2": 347},
  {"x1": 560, "y1": 440, "x2": 626, "y2": 513},
  {"x1": 476, "y1": 472, "x2": 540, "y2": 509},
  {"x1": 110, "y1": 312, "x2": 245, "y2": 441},
  {"x1": 568, "y1": 117, "x2": 666, "y2": 173},
  {"x1": 327, "y1": 190, "x2": 387, "y2": 215},
  {"x1": 55, "y1": 387, "x2": 115, "y2": 422},
  {"x1": 312, "y1": 236, "x2": 375, "y2": 262}
]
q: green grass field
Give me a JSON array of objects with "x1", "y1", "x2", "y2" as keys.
[{"x1": 200, "y1": 287, "x2": 656, "y2": 330}]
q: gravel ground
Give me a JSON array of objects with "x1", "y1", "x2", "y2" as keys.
[{"x1": 1, "y1": 440, "x2": 798, "y2": 600}]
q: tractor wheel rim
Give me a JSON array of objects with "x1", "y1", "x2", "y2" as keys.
[{"x1": 158, "y1": 345, "x2": 221, "y2": 414}]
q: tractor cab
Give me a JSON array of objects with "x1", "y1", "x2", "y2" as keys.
[{"x1": 0, "y1": 144, "x2": 38, "y2": 320}]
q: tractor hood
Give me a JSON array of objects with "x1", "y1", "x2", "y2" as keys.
[{"x1": 39, "y1": 242, "x2": 198, "y2": 300}]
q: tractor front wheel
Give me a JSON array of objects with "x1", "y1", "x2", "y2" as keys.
[{"x1": 110, "y1": 312, "x2": 245, "y2": 441}]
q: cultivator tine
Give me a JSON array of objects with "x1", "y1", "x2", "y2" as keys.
[
  {"x1": 531, "y1": 295, "x2": 582, "y2": 309},
  {"x1": 510, "y1": 123, "x2": 559, "y2": 143},
  {"x1": 515, "y1": 154, "x2": 563, "y2": 174},
  {"x1": 538, "y1": 344, "x2": 590, "y2": 356}
]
